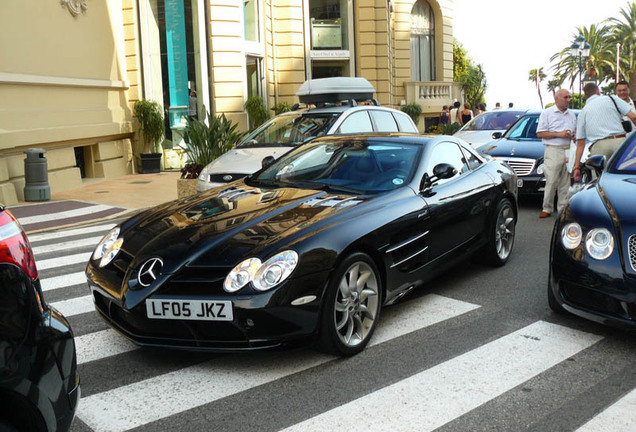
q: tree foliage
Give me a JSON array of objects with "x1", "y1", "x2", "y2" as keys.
[
  {"x1": 528, "y1": 68, "x2": 547, "y2": 109},
  {"x1": 453, "y1": 41, "x2": 487, "y2": 110}
]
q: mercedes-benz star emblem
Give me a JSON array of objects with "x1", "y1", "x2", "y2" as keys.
[
  {"x1": 223, "y1": 175, "x2": 233, "y2": 182},
  {"x1": 138, "y1": 257, "x2": 163, "y2": 287}
]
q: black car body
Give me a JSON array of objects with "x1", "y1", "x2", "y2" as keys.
[
  {"x1": 0, "y1": 208, "x2": 80, "y2": 431},
  {"x1": 549, "y1": 133, "x2": 636, "y2": 328},
  {"x1": 87, "y1": 133, "x2": 518, "y2": 356}
]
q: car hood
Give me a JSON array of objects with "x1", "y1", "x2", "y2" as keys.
[
  {"x1": 120, "y1": 184, "x2": 374, "y2": 274},
  {"x1": 203, "y1": 147, "x2": 293, "y2": 175},
  {"x1": 479, "y1": 138, "x2": 544, "y2": 160},
  {"x1": 599, "y1": 174, "x2": 636, "y2": 222},
  {"x1": 454, "y1": 130, "x2": 502, "y2": 147}
]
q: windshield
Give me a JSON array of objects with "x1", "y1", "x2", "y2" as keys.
[
  {"x1": 462, "y1": 111, "x2": 524, "y2": 131},
  {"x1": 247, "y1": 139, "x2": 421, "y2": 193},
  {"x1": 238, "y1": 112, "x2": 340, "y2": 148},
  {"x1": 504, "y1": 115, "x2": 539, "y2": 140}
]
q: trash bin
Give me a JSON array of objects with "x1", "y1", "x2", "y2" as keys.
[{"x1": 24, "y1": 148, "x2": 51, "y2": 202}]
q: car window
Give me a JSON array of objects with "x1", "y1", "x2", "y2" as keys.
[
  {"x1": 369, "y1": 110, "x2": 399, "y2": 132},
  {"x1": 427, "y1": 142, "x2": 469, "y2": 185},
  {"x1": 506, "y1": 115, "x2": 539, "y2": 140},
  {"x1": 613, "y1": 137, "x2": 636, "y2": 173},
  {"x1": 337, "y1": 111, "x2": 373, "y2": 134},
  {"x1": 393, "y1": 112, "x2": 418, "y2": 132},
  {"x1": 461, "y1": 146, "x2": 483, "y2": 170},
  {"x1": 239, "y1": 113, "x2": 339, "y2": 147},
  {"x1": 462, "y1": 111, "x2": 524, "y2": 131}
]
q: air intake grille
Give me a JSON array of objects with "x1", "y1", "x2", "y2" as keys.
[{"x1": 496, "y1": 157, "x2": 536, "y2": 176}]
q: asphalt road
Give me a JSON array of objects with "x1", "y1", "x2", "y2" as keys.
[{"x1": 31, "y1": 196, "x2": 636, "y2": 432}]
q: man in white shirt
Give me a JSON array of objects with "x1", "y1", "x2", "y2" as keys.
[
  {"x1": 536, "y1": 89, "x2": 577, "y2": 218},
  {"x1": 573, "y1": 82, "x2": 636, "y2": 180}
]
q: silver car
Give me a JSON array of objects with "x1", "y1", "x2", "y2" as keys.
[
  {"x1": 454, "y1": 109, "x2": 527, "y2": 148},
  {"x1": 197, "y1": 78, "x2": 418, "y2": 191}
]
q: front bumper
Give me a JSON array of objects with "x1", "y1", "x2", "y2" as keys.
[
  {"x1": 549, "y1": 245, "x2": 636, "y2": 329},
  {"x1": 88, "y1": 270, "x2": 331, "y2": 352},
  {"x1": 517, "y1": 175, "x2": 545, "y2": 195}
]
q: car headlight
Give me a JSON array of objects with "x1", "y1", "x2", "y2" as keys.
[
  {"x1": 585, "y1": 228, "x2": 614, "y2": 260},
  {"x1": 93, "y1": 227, "x2": 123, "y2": 267},
  {"x1": 198, "y1": 163, "x2": 213, "y2": 181},
  {"x1": 536, "y1": 162, "x2": 545, "y2": 175},
  {"x1": 224, "y1": 251, "x2": 298, "y2": 293},
  {"x1": 561, "y1": 223, "x2": 582, "y2": 249}
]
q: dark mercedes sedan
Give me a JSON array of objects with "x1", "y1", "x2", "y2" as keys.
[
  {"x1": 477, "y1": 111, "x2": 585, "y2": 195},
  {"x1": 0, "y1": 208, "x2": 80, "y2": 431},
  {"x1": 87, "y1": 133, "x2": 517, "y2": 357},
  {"x1": 549, "y1": 133, "x2": 636, "y2": 328}
]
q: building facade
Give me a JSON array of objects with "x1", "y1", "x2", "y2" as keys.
[{"x1": 0, "y1": 0, "x2": 459, "y2": 205}]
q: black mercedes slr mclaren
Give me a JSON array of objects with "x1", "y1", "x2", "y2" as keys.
[{"x1": 87, "y1": 133, "x2": 518, "y2": 356}]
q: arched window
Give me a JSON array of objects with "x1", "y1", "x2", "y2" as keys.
[{"x1": 410, "y1": 0, "x2": 436, "y2": 81}]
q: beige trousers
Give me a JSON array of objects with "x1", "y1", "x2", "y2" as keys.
[
  {"x1": 590, "y1": 137, "x2": 624, "y2": 163},
  {"x1": 542, "y1": 145, "x2": 570, "y2": 214}
]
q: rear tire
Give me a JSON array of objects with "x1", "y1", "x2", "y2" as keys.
[
  {"x1": 317, "y1": 253, "x2": 381, "y2": 357},
  {"x1": 479, "y1": 198, "x2": 515, "y2": 267}
]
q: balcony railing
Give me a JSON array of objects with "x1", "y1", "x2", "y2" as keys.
[{"x1": 404, "y1": 81, "x2": 464, "y2": 114}]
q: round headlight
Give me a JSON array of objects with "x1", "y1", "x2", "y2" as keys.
[
  {"x1": 93, "y1": 227, "x2": 121, "y2": 260},
  {"x1": 585, "y1": 228, "x2": 614, "y2": 260},
  {"x1": 561, "y1": 223, "x2": 582, "y2": 249},
  {"x1": 253, "y1": 251, "x2": 298, "y2": 291},
  {"x1": 99, "y1": 238, "x2": 123, "y2": 267},
  {"x1": 536, "y1": 163, "x2": 545, "y2": 175},
  {"x1": 224, "y1": 258, "x2": 261, "y2": 292}
]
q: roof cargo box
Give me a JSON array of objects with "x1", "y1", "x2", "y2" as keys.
[{"x1": 296, "y1": 77, "x2": 375, "y2": 105}]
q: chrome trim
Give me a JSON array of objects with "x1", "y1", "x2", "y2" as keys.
[
  {"x1": 390, "y1": 246, "x2": 429, "y2": 268},
  {"x1": 629, "y1": 234, "x2": 636, "y2": 272},
  {"x1": 386, "y1": 231, "x2": 429, "y2": 254}
]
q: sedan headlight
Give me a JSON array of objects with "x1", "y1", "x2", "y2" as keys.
[
  {"x1": 561, "y1": 223, "x2": 582, "y2": 249},
  {"x1": 224, "y1": 251, "x2": 299, "y2": 293},
  {"x1": 92, "y1": 227, "x2": 123, "y2": 267},
  {"x1": 536, "y1": 162, "x2": 545, "y2": 175},
  {"x1": 585, "y1": 228, "x2": 614, "y2": 260},
  {"x1": 198, "y1": 163, "x2": 213, "y2": 181}
]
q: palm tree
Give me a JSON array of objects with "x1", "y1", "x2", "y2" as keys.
[
  {"x1": 528, "y1": 68, "x2": 547, "y2": 108},
  {"x1": 546, "y1": 77, "x2": 563, "y2": 97},
  {"x1": 550, "y1": 25, "x2": 614, "y2": 92},
  {"x1": 608, "y1": 2, "x2": 636, "y2": 99}
]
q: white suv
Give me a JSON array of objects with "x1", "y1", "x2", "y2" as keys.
[{"x1": 197, "y1": 77, "x2": 418, "y2": 192}]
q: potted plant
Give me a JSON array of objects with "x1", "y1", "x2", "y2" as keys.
[
  {"x1": 177, "y1": 111, "x2": 246, "y2": 197},
  {"x1": 401, "y1": 103, "x2": 422, "y2": 129},
  {"x1": 133, "y1": 99, "x2": 165, "y2": 173}
]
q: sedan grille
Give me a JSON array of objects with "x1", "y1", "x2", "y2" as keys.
[
  {"x1": 208, "y1": 173, "x2": 247, "y2": 183},
  {"x1": 629, "y1": 234, "x2": 636, "y2": 271},
  {"x1": 496, "y1": 157, "x2": 536, "y2": 176}
]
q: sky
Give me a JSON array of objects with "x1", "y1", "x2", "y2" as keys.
[{"x1": 452, "y1": 0, "x2": 630, "y2": 110}]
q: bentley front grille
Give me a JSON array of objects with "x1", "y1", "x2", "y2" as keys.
[
  {"x1": 497, "y1": 157, "x2": 536, "y2": 176},
  {"x1": 629, "y1": 234, "x2": 636, "y2": 271}
]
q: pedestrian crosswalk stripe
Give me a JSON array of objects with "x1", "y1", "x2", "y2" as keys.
[
  {"x1": 76, "y1": 329, "x2": 138, "y2": 365},
  {"x1": 40, "y1": 272, "x2": 87, "y2": 291},
  {"x1": 50, "y1": 295, "x2": 94, "y2": 317},
  {"x1": 28, "y1": 223, "x2": 115, "y2": 243},
  {"x1": 33, "y1": 235, "x2": 103, "y2": 256},
  {"x1": 18, "y1": 204, "x2": 117, "y2": 225},
  {"x1": 576, "y1": 387, "x2": 636, "y2": 431},
  {"x1": 36, "y1": 251, "x2": 92, "y2": 270},
  {"x1": 75, "y1": 294, "x2": 480, "y2": 430},
  {"x1": 281, "y1": 321, "x2": 603, "y2": 432}
]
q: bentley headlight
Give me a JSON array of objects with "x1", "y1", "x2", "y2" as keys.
[
  {"x1": 585, "y1": 228, "x2": 614, "y2": 260},
  {"x1": 93, "y1": 227, "x2": 121, "y2": 261},
  {"x1": 253, "y1": 251, "x2": 298, "y2": 291},
  {"x1": 536, "y1": 162, "x2": 545, "y2": 175},
  {"x1": 224, "y1": 258, "x2": 261, "y2": 292},
  {"x1": 224, "y1": 251, "x2": 299, "y2": 293},
  {"x1": 561, "y1": 223, "x2": 582, "y2": 249}
]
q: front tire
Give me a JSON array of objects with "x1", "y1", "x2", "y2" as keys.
[
  {"x1": 317, "y1": 253, "x2": 381, "y2": 356},
  {"x1": 480, "y1": 198, "x2": 516, "y2": 267}
]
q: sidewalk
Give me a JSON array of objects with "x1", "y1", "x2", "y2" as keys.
[{"x1": 7, "y1": 171, "x2": 181, "y2": 233}]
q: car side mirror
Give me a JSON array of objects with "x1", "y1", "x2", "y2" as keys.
[
  {"x1": 262, "y1": 156, "x2": 276, "y2": 168},
  {"x1": 420, "y1": 163, "x2": 457, "y2": 191},
  {"x1": 585, "y1": 154, "x2": 606, "y2": 176},
  {"x1": 492, "y1": 132, "x2": 503, "y2": 139}
]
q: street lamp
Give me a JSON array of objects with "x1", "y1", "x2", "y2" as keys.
[{"x1": 569, "y1": 34, "x2": 590, "y2": 109}]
